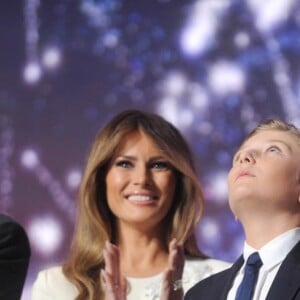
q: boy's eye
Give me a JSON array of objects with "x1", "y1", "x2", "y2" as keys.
[
  {"x1": 115, "y1": 160, "x2": 133, "y2": 168},
  {"x1": 268, "y1": 146, "x2": 281, "y2": 152}
]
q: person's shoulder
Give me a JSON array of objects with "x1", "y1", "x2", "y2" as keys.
[
  {"x1": 203, "y1": 258, "x2": 232, "y2": 272},
  {"x1": 184, "y1": 259, "x2": 232, "y2": 299},
  {"x1": 35, "y1": 265, "x2": 69, "y2": 285},
  {"x1": 185, "y1": 257, "x2": 231, "y2": 271},
  {"x1": 182, "y1": 257, "x2": 231, "y2": 293},
  {"x1": 0, "y1": 213, "x2": 30, "y2": 257},
  {"x1": 32, "y1": 265, "x2": 78, "y2": 298}
]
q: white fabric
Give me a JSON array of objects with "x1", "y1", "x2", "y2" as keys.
[
  {"x1": 31, "y1": 258, "x2": 231, "y2": 300},
  {"x1": 227, "y1": 227, "x2": 300, "y2": 300}
]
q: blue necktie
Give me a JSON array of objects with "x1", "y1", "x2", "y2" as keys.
[{"x1": 235, "y1": 252, "x2": 262, "y2": 300}]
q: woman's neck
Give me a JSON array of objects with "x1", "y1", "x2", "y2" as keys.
[{"x1": 116, "y1": 226, "x2": 169, "y2": 277}]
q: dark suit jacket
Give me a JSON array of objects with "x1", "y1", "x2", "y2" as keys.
[
  {"x1": 0, "y1": 214, "x2": 31, "y2": 300},
  {"x1": 185, "y1": 240, "x2": 300, "y2": 300}
]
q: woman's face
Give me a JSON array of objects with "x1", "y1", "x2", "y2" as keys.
[{"x1": 105, "y1": 131, "x2": 176, "y2": 231}]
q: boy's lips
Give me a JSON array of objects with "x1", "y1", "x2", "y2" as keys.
[{"x1": 235, "y1": 170, "x2": 255, "y2": 181}]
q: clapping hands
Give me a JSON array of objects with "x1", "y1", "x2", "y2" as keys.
[{"x1": 101, "y1": 239, "x2": 184, "y2": 300}]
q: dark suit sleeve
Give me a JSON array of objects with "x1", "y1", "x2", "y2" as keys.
[
  {"x1": 185, "y1": 274, "x2": 223, "y2": 300},
  {"x1": 184, "y1": 258, "x2": 243, "y2": 300},
  {"x1": 0, "y1": 214, "x2": 31, "y2": 300}
]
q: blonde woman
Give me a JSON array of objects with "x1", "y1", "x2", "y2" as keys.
[{"x1": 32, "y1": 110, "x2": 230, "y2": 300}]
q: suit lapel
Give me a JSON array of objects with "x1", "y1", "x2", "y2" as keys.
[
  {"x1": 219, "y1": 256, "x2": 244, "y2": 300},
  {"x1": 266, "y1": 241, "x2": 300, "y2": 300}
]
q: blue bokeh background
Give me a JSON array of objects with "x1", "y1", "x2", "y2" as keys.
[{"x1": 1, "y1": 0, "x2": 300, "y2": 298}]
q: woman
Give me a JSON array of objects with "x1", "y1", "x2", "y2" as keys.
[{"x1": 32, "y1": 110, "x2": 230, "y2": 300}]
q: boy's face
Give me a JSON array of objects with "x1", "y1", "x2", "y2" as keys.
[{"x1": 228, "y1": 130, "x2": 300, "y2": 220}]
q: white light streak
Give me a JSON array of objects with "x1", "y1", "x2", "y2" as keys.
[
  {"x1": 0, "y1": 116, "x2": 14, "y2": 211},
  {"x1": 180, "y1": 0, "x2": 230, "y2": 56},
  {"x1": 246, "y1": 0, "x2": 296, "y2": 32},
  {"x1": 265, "y1": 37, "x2": 299, "y2": 120},
  {"x1": 20, "y1": 149, "x2": 76, "y2": 220},
  {"x1": 23, "y1": 0, "x2": 41, "y2": 84}
]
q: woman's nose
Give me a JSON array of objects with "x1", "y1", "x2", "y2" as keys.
[{"x1": 133, "y1": 167, "x2": 153, "y2": 186}]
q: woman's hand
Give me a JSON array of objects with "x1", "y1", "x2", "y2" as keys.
[
  {"x1": 101, "y1": 241, "x2": 127, "y2": 300},
  {"x1": 160, "y1": 239, "x2": 185, "y2": 300}
]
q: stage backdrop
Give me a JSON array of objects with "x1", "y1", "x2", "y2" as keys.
[{"x1": 1, "y1": 0, "x2": 300, "y2": 299}]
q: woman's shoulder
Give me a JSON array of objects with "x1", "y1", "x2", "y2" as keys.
[
  {"x1": 36, "y1": 265, "x2": 70, "y2": 283},
  {"x1": 32, "y1": 265, "x2": 78, "y2": 299},
  {"x1": 185, "y1": 257, "x2": 231, "y2": 273},
  {"x1": 182, "y1": 257, "x2": 231, "y2": 291}
]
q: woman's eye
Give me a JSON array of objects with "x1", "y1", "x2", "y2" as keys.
[
  {"x1": 151, "y1": 161, "x2": 170, "y2": 170},
  {"x1": 115, "y1": 160, "x2": 132, "y2": 168}
]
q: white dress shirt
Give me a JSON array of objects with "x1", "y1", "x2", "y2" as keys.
[{"x1": 227, "y1": 227, "x2": 300, "y2": 300}]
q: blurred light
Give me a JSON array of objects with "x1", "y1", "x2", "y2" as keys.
[
  {"x1": 247, "y1": 0, "x2": 296, "y2": 32},
  {"x1": 0, "y1": 179, "x2": 13, "y2": 194},
  {"x1": 234, "y1": 32, "x2": 250, "y2": 48},
  {"x1": 21, "y1": 149, "x2": 39, "y2": 169},
  {"x1": 196, "y1": 122, "x2": 213, "y2": 135},
  {"x1": 66, "y1": 169, "x2": 82, "y2": 189},
  {"x1": 241, "y1": 104, "x2": 255, "y2": 122},
  {"x1": 190, "y1": 83, "x2": 209, "y2": 111},
  {"x1": 199, "y1": 216, "x2": 220, "y2": 241},
  {"x1": 163, "y1": 71, "x2": 187, "y2": 96},
  {"x1": 208, "y1": 61, "x2": 246, "y2": 95},
  {"x1": 42, "y1": 47, "x2": 62, "y2": 69},
  {"x1": 23, "y1": 62, "x2": 42, "y2": 84},
  {"x1": 157, "y1": 97, "x2": 178, "y2": 126},
  {"x1": 207, "y1": 171, "x2": 228, "y2": 203},
  {"x1": 28, "y1": 216, "x2": 63, "y2": 256},
  {"x1": 180, "y1": 0, "x2": 230, "y2": 56},
  {"x1": 180, "y1": 109, "x2": 194, "y2": 127},
  {"x1": 103, "y1": 31, "x2": 119, "y2": 48},
  {"x1": 80, "y1": 1, "x2": 110, "y2": 27},
  {"x1": 180, "y1": 21, "x2": 215, "y2": 56}
]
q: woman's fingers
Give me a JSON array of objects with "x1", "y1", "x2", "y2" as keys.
[
  {"x1": 160, "y1": 239, "x2": 184, "y2": 300},
  {"x1": 168, "y1": 239, "x2": 184, "y2": 277},
  {"x1": 102, "y1": 241, "x2": 127, "y2": 300}
]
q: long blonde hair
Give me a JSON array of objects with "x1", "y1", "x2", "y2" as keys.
[{"x1": 63, "y1": 110, "x2": 207, "y2": 299}]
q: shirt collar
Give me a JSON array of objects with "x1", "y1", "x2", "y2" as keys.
[{"x1": 243, "y1": 228, "x2": 300, "y2": 271}]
